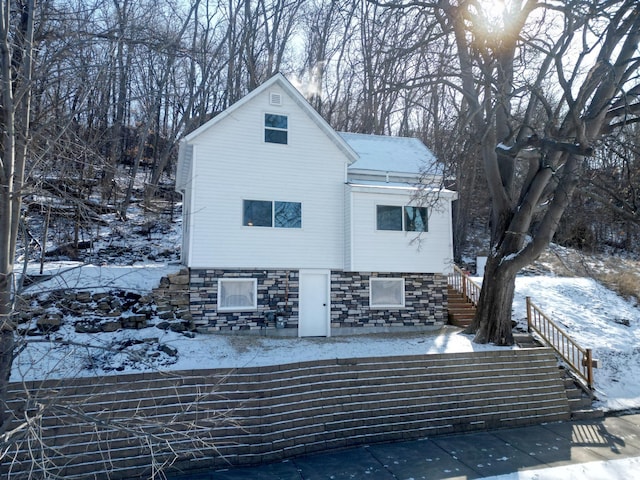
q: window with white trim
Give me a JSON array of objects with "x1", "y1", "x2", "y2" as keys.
[
  {"x1": 264, "y1": 113, "x2": 288, "y2": 144},
  {"x1": 370, "y1": 278, "x2": 405, "y2": 308},
  {"x1": 217, "y1": 279, "x2": 257, "y2": 311},
  {"x1": 376, "y1": 205, "x2": 428, "y2": 232},
  {"x1": 243, "y1": 200, "x2": 301, "y2": 228}
]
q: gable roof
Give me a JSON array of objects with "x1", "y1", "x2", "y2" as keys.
[
  {"x1": 339, "y1": 132, "x2": 442, "y2": 176},
  {"x1": 183, "y1": 73, "x2": 358, "y2": 163}
]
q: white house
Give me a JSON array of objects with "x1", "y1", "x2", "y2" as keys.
[{"x1": 175, "y1": 73, "x2": 457, "y2": 336}]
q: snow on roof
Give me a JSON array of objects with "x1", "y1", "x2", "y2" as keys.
[{"x1": 339, "y1": 132, "x2": 441, "y2": 176}]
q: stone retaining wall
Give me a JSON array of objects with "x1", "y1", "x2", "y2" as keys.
[
  {"x1": 2, "y1": 349, "x2": 571, "y2": 479},
  {"x1": 151, "y1": 268, "x2": 192, "y2": 323}
]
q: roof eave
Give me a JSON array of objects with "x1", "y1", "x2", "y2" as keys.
[{"x1": 182, "y1": 73, "x2": 359, "y2": 164}]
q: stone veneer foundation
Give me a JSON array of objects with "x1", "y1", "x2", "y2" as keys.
[{"x1": 189, "y1": 269, "x2": 447, "y2": 333}]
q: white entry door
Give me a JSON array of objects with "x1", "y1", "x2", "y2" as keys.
[{"x1": 298, "y1": 270, "x2": 330, "y2": 337}]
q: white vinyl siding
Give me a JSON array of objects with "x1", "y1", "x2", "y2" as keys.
[
  {"x1": 176, "y1": 143, "x2": 196, "y2": 266},
  {"x1": 186, "y1": 83, "x2": 347, "y2": 270},
  {"x1": 180, "y1": 75, "x2": 456, "y2": 276},
  {"x1": 344, "y1": 184, "x2": 353, "y2": 270},
  {"x1": 347, "y1": 185, "x2": 455, "y2": 273},
  {"x1": 175, "y1": 143, "x2": 193, "y2": 192}
]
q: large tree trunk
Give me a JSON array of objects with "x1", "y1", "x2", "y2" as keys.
[{"x1": 467, "y1": 254, "x2": 518, "y2": 345}]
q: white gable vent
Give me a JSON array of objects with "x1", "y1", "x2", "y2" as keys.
[{"x1": 269, "y1": 91, "x2": 282, "y2": 106}]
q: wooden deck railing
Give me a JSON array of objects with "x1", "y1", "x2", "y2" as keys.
[
  {"x1": 447, "y1": 265, "x2": 596, "y2": 389},
  {"x1": 448, "y1": 264, "x2": 482, "y2": 306},
  {"x1": 526, "y1": 296, "x2": 596, "y2": 389}
]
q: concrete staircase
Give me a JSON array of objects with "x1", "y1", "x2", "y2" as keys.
[
  {"x1": 562, "y1": 368, "x2": 604, "y2": 420},
  {"x1": 2, "y1": 348, "x2": 570, "y2": 479},
  {"x1": 514, "y1": 333, "x2": 602, "y2": 420},
  {"x1": 447, "y1": 286, "x2": 476, "y2": 327}
]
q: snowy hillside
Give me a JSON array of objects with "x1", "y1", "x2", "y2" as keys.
[
  {"x1": 11, "y1": 203, "x2": 640, "y2": 412},
  {"x1": 512, "y1": 276, "x2": 640, "y2": 412}
]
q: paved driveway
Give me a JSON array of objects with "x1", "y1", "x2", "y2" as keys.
[{"x1": 168, "y1": 413, "x2": 640, "y2": 479}]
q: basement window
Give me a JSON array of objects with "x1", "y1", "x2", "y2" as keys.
[
  {"x1": 370, "y1": 278, "x2": 405, "y2": 308},
  {"x1": 218, "y1": 279, "x2": 257, "y2": 312}
]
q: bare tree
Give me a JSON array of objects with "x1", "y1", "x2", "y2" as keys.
[
  {"x1": 428, "y1": 0, "x2": 640, "y2": 344},
  {"x1": 1, "y1": 0, "x2": 37, "y2": 434},
  {"x1": 368, "y1": 0, "x2": 640, "y2": 344},
  {"x1": 298, "y1": 0, "x2": 341, "y2": 112},
  {"x1": 120, "y1": 0, "x2": 201, "y2": 217},
  {"x1": 553, "y1": 125, "x2": 640, "y2": 254}
]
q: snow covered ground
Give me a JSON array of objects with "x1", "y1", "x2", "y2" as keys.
[
  {"x1": 13, "y1": 260, "x2": 512, "y2": 380},
  {"x1": 11, "y1": 253, "x2": 640, "y2": 480},
  {"x1": 484, "y1": 456, "x2": 640, "y2": 480},
  {"x1": 12, "y1": 258, "x2": 640, "y2": 413},
  {"x1": 512, "y1": 276, "x2": 640, "y2": 412}
]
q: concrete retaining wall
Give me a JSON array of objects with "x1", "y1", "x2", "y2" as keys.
[{"x1": 2, "y1": 348, "x2": 570, "y2": 479}]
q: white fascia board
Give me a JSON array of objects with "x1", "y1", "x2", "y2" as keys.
[
  {"x1": 348, "y1": 183, "x2": 420, "y2": 196},
  {"x1": 185, "y1": 144, "x2": 197, "y2": 266},
  {"x1": 347, "y1": 168, "x2": 422, "y2": 181},
  {"x1": 175, "y1": 146, "x2": 185, "y2": 193},
  {"x1": 274, "y1": 75, "x2": 358, "y2": 164},
  {"x1": 175, "y1": 139, "x2": 191, "y2": 193},
  {"x1": 348, "y1": 182, "x2": 458, "y2": 199},
  {"x1": 447, "y1": 189, "x2": 459, "y2": 200},
  {"x1": 348, "y1": 168, "x2": 445, "y2": 186}
]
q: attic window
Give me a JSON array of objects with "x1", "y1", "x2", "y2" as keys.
[
  {"x1": 269, "y1": 92, "x2": 282, "y2": 106},
  {"x1": 265, "y1": 113, "x2": 288, "y2": 144}
]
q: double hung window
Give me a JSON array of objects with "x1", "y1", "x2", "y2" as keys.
[{"x1": 264, "y1": 114, "x2": 288, "y2": 144}]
